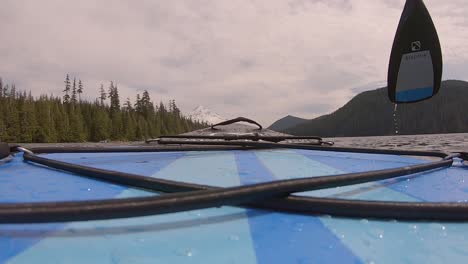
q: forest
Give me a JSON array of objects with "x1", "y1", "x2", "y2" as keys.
[{"x1": 0, "y1": 75, "x2": 206, "y2": 143}]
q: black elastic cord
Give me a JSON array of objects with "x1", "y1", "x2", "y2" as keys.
[
  {"x1": 155, "y1": 140, "x2": 448, "y2": 159},
  {"x1": 211, "y1": 117, "x2": 263, "y2": 130},
  {"x1": 147, "y1": 135, "x2": 326, "y2": 144},
  {"x1": 1, "y1": 143, "x2": 465, "y2": 222},
  {"x1": 0, "y1": 151, "x2": 452, "y2": 223},
  {"x1": 28, "y1": 145, "x2": 259, "y2": 154}
]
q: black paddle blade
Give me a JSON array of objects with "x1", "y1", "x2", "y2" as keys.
[{"x1": 388, "y1": 0, "x2": 442, "y2": 103}]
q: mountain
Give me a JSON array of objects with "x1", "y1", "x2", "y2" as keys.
[
  {"x1": 188, "y1": 105, "x2": 226, "y2": 125},
  {"x1": 268, "y1": 115, "x2": 308, "y2": 132},
  {"x1": 282, "y1": 80, "x2": 468, "y2": 137}
]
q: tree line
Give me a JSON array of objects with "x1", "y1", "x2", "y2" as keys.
[{"x1": 0, "y1": 75, "x2": 207, "y2": 143}]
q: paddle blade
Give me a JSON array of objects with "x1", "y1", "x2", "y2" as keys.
[{"x1": 388, "y1": 0, "x2": 442, "y2": 103}]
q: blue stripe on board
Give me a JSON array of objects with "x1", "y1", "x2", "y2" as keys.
[
  {"x1": 0, "y1": 152, "x2": 184, "y2": 263},
  {"x1": 234, "y1": 151, "x2": 362, "y2": 264},
  {"x1": 295, "y1": 149, "x2": 468, "y2": 202},
  {"x1": 9, "y1": 151, "x2": 257, "y2": 264},
  {"x1": 44, "y1": 151, "x2": 187, "y2": 180},
  {"x1": 294, "y1": 149, "x2": 468, "y2": 263}
]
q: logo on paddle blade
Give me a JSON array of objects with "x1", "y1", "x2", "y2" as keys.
[{"x1": 411, "y1": 41, "x2": 422, "y2": 52}]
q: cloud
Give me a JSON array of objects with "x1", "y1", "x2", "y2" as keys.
[{"x1": 0, "y1": 0, "x2": 467, "y2": 126}]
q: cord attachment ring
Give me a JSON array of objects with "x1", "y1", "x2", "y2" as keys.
[{"x1": 16, "y1": 147, "x2": 34, "y2": 155}]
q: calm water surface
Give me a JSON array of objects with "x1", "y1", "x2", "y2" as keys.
[
  {"x1": 22, "y1": 133, "x2": 468, "y2": 154},
  {"x1": 329, "y1": 133, "x2": 468, "y2": 153}
]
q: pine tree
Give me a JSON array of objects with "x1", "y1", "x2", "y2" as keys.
[
  {"x1": 77, "y1": 80, "x2": 83, "y2": 102},
  {"x1": 124, "y1": 97, "x2": 133, "y2": 111},
  {"x1": 134, "y1": 94, "x2": 142, "y2": 114},
  {"x1": 108, "y1": 81, "x2": 120, "y2": 115},
  {"x1": 71, "y1": 77, "x2": 77, "y2": 104},
  {"x1": 141, "y1": 90, "x2": 154, "y2": 118},
  {"x1": 10, "y1": 84, "x2": 16, "y2": 99},
  {"x1": 99, "y1": 84, "x2": 106, "y2": 106},
  {"x1": 63, "y1": 74, "x2": 71, "y2": 103},
  {"x1": 171, "y1": 99, "x2": 181, "y2": 116},
  {"x1": 2, "y1": 84, "x2": 8, "y2": 97},
  {"x1": 108, "y1": 82, "x2": 122, "y2": 140}
]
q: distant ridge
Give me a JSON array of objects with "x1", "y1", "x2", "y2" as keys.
[
  {"x1": 276, "y1": 80, "x2": 468, "y2": 137},
  {"x1": 268, "y1": 115, "x2": 308, "y2": 132}
]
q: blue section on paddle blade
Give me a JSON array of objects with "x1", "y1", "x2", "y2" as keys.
[
  {"x1": 396, "y1": 86, "x2": 433, "y2": 102},
  {"x1": 0, "y1": 152, "x2": 183, "y2": 263},
  {"x1": 234, "y1": 151, "x2": 362, "y2": 264}
]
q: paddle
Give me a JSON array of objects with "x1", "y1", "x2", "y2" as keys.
[{"x1": 387, "y1": 0, "x2": 442, "y2": 103}]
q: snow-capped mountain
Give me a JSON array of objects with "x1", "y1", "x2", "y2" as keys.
[{"x1": 188, "y1": 105, "x2": 226, "y2": 125}]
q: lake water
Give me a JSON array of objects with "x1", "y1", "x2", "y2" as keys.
[
  {"x1": 22, "y1": 132, "x2": 468, "y2": 154},
  {"x1": 328, "y1": 133, "x2": 468, "y2": 153}
]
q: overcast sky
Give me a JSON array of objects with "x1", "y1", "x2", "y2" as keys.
[{"x1": 1, "y1": 0, "x2": 467, "y2": 125}]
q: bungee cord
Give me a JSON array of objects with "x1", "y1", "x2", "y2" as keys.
[{"x1": 0, "y1": 139, "x2": 466, "y2": 223}]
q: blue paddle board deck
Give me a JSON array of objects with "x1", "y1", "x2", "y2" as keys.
[{"x1": 1, "y1": 149, "x2": 468, "y2": 263}]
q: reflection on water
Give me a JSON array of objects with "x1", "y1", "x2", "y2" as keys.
[{"x1": 329, "y1": 133, "x2": 468, "y2": 153}]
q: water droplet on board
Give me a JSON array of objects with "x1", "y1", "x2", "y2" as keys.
[
  {"x1": 188, "y1": 211, "x2": 203, "y2": 217},
  {"x1": 175, "y1": 248, "x2": 195, "y2": 257},
  {"x1": 294, "y1": 223, "x2": 304, "y2": 232}
]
